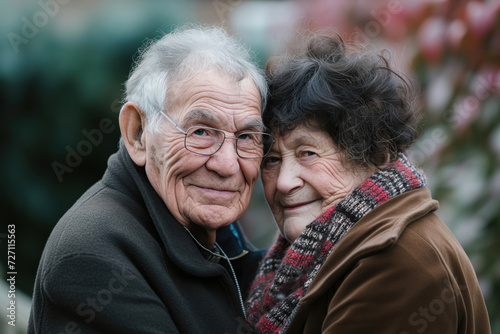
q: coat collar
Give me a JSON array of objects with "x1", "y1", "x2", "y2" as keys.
[
  {"x1": 102, "y1": 140, "x2": 231, "y2": 277},
  {"x1": 300, "y1": 187, "x2": 439, "y2": 304}
]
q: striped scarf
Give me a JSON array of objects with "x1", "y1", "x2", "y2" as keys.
[{"x1": 245, "y1": 153, "x2": 426, "y2": 333}]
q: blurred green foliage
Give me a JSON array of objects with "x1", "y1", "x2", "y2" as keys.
[{"x1": 0, "y1": 0, "x2": 200, "y2": 296}]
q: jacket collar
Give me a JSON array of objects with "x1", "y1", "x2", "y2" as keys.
[
  {"x1": 300, "y1": 187, "x2": 439, "y2": 303},
  {"x1": 102, "y1": 140, "x2": 231, "y2": 277}
]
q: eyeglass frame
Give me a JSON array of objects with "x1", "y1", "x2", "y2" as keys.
[{"x1": 158, "y1": 110, "x2": 274, "y2": 159}]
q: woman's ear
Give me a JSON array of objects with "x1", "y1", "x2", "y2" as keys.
[
  {"x1": 119, "y1": 102, "x2": 147, "y2": 166},
  {"x1": 377, "y1": 152, "x2": 392, "y2": 170}
]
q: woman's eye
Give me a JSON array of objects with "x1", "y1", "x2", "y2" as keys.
[
  {"x1": 262, "y1": 156, "x2": 281, "y2": 169},
  {"x1": 302, "y1": 151, "x2": 316, "y2": 157}
]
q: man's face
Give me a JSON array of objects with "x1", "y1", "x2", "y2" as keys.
[{"x1": 144, "y1": 70, "x2": 263, "y2": 235}]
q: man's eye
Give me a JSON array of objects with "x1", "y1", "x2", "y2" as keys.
[
  {"x1": 238, "y1": 133, "x2": 252, "y2": 140},
  {"x1": 192, "y1": 128, "x2": 210, "y2": 136}
]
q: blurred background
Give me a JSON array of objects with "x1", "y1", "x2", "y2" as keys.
[{"x1": 1, "y1": 0, "x2": 499, "y2": 332}]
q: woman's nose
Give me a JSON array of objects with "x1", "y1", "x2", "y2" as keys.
[{"x1": 276, "y1": 161, "x2": 303, "y2": 194}]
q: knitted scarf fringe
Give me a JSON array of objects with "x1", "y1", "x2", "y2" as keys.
[{"x1": 245, "y1": 153, "x2": 426, "y2": 334}]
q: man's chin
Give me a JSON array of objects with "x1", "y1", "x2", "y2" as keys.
[{"x1": 190, "y1": 207, "x2": 239, "y2": 229}]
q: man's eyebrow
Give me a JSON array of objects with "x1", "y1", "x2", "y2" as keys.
[
  {"x1": 181, "y1": 109, "x2": 218, "y2": 126},
  {"x1": 245, "y1": 119, "x2": 265, "y2": 131},
  {"x1": 182, "y1": 109, "x2": 265, "y2": 131}
]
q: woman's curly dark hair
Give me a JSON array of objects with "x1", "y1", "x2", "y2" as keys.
[{"x1": 264, "y1": 33, "x2": 421, "y2": 169}]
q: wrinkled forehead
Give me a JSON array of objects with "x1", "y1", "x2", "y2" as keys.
[
  {"x1": 182, "y1": 108, "x2": 265, "y2": 130},
  {"x1": 164, "y1": 70, "x2": 263, "y2": 131},
  {"x1": 166, "y1": 70, "x2": 261, "y2": 111}
]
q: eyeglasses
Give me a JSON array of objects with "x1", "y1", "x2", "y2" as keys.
[{"x1": 159, "y1": 110, "x2": 274, "y2": 159}]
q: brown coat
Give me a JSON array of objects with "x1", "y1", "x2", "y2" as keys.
[{"x1": 286, "y1": 188, "x2": 490, "y2": 333}]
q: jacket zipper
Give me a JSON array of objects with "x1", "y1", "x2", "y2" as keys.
[{"x1": 183, "y1": 227, "x2": 247, "y2": 319}]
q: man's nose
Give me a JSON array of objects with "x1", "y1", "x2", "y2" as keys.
[{"x1": 205, "y1": 137, "x2": 240, "y2": 177}]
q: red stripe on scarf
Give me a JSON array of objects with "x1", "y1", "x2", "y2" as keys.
[
  {"x1": 258, "y1": 315, "x2": 283, "y2": 334},
  {"x1": 319, "y1": 239, "x2": 334, "y2": 255},
  {"x1": 249, "y1": 272, "x2": 276, "y2": 292},
  {"x1": 317, "y1": 206, "x2": 336, "y2": 223},
  {"x1": 394, "y1": 160, "x2": 421, "y2": 188},
  {"x1": 283, "y1": 249, "x2": 314, "y2": 267},
  {"x1": 358, "y1": 179, "x2": 390, "y2": 204}
]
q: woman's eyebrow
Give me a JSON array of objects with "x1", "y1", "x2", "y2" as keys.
[{"x1": 290, "y1": 134, "x2": 315, "y2": 146}]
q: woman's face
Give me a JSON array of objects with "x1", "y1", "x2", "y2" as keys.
[{"x1": 261, "y1": 125, "x2": 375, "y2": 242}]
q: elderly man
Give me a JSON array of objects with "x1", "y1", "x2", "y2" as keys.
[{"x1": 28, "y1": 26, "x2": 271, "y2": 333}]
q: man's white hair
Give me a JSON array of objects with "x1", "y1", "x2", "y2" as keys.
[{"x1": 124, "y1": 24, "x2": 267, "y2": 132}]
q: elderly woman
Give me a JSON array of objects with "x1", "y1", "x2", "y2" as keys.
[{"x1": 245, "y1": 35, "x2": 490, "y2": 333}]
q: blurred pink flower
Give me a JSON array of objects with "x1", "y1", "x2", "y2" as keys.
[
  {"x1": 452, "y1": 95, "x2": 481, "y2": 133},
  {"x1": 447, "y1": 19, "x2": 467, "y2": 50},
  {"x1": 418, "y1": 17, "x2": 447, "y2": 63},
  {"x1": 295, "y1": 0, "x2": 352, "y2": 30},
  {"x1": 474, "y1": 66, "x2": 500, "y2": 100},
  {"x1": 465, "y1": 1, "x2": 498, "y2": 38}
]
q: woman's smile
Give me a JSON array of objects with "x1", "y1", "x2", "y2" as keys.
[{"x1": 282, "y1": 200, "x2": 318, "y2": 210}]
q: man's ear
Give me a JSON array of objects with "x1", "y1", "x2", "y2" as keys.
[{"x1": 119, "y1": 102, "x2": 147, "y2": 166}]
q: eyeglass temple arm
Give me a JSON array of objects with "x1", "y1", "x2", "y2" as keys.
[{"x1": 159, "y1": 110, "x2": 187, "y2": 135}]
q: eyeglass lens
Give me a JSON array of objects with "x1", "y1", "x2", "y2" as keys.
[{"x1": 184, "y1": 127, "x2": 272, "y2": 158}]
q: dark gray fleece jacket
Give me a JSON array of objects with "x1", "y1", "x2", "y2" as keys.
[{"x1": 28, "y1": 141, "x2": 264, "y2": 333}]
